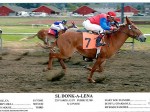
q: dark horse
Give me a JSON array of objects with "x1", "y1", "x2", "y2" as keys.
[
  {"x1": 46, "y1": 17, "x2": 146, "y2": 83},
  {"x1": 20, "y1": 22, "x2": 78, "y2": 46}
]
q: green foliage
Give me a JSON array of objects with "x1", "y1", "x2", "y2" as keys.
[
  {"x1": 66, "y1": 4, "x2": 78, "y2": 11},
  {"x1": 16, "y1": 3, "x2": 42, "y2": 9},
  {"x1": 117, "y1": 5, "x2": 120, "y2": 10}
]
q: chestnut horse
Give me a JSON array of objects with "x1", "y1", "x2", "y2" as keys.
[
  {"x1": 46, "y1": 17, "x2": 146, "y2": 83},
  {"x1": 20, "y1": 22, "x2": 78, "y2": 46}
]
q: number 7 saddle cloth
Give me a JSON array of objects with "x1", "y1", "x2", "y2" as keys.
[{"x1": 83, "y1": 32, "x2": 103, "y2": 49}]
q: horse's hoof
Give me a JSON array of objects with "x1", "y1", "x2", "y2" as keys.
[
  {"x1": 84, "y1": 66, "x2": 92, "y2": 71},
  {"x1": 87, "y1": 78, "x2": 96, "y2": 83},
  {"x1": 43, "y1": 68, "x2": 49, "y2": 72}
]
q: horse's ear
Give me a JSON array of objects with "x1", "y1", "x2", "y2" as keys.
[{"x1": 126, "y1": 16, "x2": 132, "y2": 25}]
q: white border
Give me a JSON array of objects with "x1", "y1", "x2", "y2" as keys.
[{"x1": 0, "y1": 1, "x2": 150, "y2": 112}]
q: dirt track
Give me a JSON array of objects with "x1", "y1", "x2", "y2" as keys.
[{"x1": 0, "y1": 42, "x2": 150, "y2": 93}]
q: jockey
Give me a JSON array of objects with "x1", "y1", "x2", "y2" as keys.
[
  {"x1": 50, "y1": 20, "x2": 67, "y2": 37},
  {"x1": 82, "y1": 11, "x2": 118, "y2": 47}
]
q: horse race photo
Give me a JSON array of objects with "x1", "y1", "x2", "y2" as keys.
[{"x1": 0, "y1": 3, "x2": 150, "y2": 92}]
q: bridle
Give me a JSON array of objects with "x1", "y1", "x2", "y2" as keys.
[{"x1": 119, "y1": 24, "x2": 141, "y2": 40}]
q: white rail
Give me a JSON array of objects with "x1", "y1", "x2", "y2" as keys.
[
  {"x1": 144, "y1": 34, "x2": 150, "y2": 36},
  {"x1": 2, "y1": 33, "x2": 36, "y2": 35},
  {"x1": 0, "y1": 33, "x2": 150, "y2": 52},
  {"x1": 1, "y1": 33, "x2": 150, "y2": 36}
]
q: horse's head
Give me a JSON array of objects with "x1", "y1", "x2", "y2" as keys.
[{"x1": 123, "y1": 16, "x2": 146, "y2": 42}]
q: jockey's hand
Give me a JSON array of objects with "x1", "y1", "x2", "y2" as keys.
[
  {"x1": 119, "y1": 23, "x2": 125, "y2": 27},
  {"x1": 64, "y1": 27, "x2": 68, "y2": 31},
  {"x1": 112, "y1": 27, "x2": 118, "y2": 31}
]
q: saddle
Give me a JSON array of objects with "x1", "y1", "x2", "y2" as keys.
[
  {"x1": 77, "y1": 28, "x2": 99, "y2": 35},
  {"x1": 48, "y1": 29, "x2": 58, "y2": 38},
  {"x1": 77, "y1": 28, "x2": 113, "y2": 34}
]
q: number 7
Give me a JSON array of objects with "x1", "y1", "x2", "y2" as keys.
[{"x1": 85, "y1": 38, "x2": 91, "y2": 48}]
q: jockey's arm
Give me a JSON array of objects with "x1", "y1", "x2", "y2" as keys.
[
  {"x1": 64, "y1": 25, "x2": 68, "y2": 29},
  {"x1": 114, "y1": 20, "x2": 120, "y2": 28},
  {"x1": 100, "y1": 18, "x2": 117, "y2": 31},
  {"x1": 59, "y1": 23, "x2": 65, "y2": 30},
  {"x1": 100, "y1": 18, "x2": 112, "y2": 30}
]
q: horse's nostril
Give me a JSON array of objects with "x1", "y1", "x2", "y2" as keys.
[{"x1": 139, "y1": 35, "x2": 147, "y2": 42}]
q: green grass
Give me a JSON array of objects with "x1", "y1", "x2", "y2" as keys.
[
  {"x1": 1, "y1": 25, "x2": 149, "y2": 43},
  {"x1": 1, "y1": 26, "x2": 46, "y2": 42},
  {"x1": 126, "y1": 25, "x2": 150, "y2": 43},
  {"x1": 0, "y1": 17, "x2": 50, "y2": 25},
  {"x1": 137, "y1": 25, "x2": 150, "y2": 33},
  {"x1": 0, "y1": 17, "x2": 149, "y2": 43},
  {"x1": 1, "y1": 26, "x2": 42, "y2": 33},
  {"x1": 0, "y1": 17, "x2": 85, "y2": 26}
]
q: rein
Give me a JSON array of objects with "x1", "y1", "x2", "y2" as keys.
[{"x1": 117, "y1": 24, "x2": 140, "y2": 39}]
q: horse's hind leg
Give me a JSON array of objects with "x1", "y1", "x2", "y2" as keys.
[
  {"x1": 59, "y1": 59, "x2": 66, "y2": 70},
  {"x1": 47, "y1": 52, "x2": 66, "y2": 70}
]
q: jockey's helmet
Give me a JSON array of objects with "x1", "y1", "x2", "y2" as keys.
[
  {"x1": 62, "y1": 20, "x2": 67, "y2": 24},
  {"x1": 107, "y1": 11, "x2": 116, "y2": 17}
]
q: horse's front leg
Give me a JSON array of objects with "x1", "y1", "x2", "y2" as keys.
[
  {"x1": 88, "y1": 58, "x2": 105, "y2": 83},
  {"x1": 97, "y1": 60, "x2": 106, "y2": 72},
  {"x1": 47, "y1": 52, "x2": 53, "y2": 70}
]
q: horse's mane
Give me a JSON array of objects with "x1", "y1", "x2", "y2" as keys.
[
  {"x1": 111, "y1": 24, "x2": 127, "y2": 36},
  {"x1": 104, "y1": 24, "x2": 128, "y2": 39},
  {"x1": 118, "y1": 24, "x2": 127, "y2": 31}
]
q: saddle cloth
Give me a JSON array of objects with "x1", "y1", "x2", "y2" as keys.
[
  {"x1": 83, "y1": 32, "x2": 103, "y2": 49},
  {"x1": 48, "y1": 29, "x2": 57, "y2": 36}
]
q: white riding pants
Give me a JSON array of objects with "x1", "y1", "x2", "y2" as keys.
[
  {"x1": 82, "y1": 20, "x2": 104, "y2": 33},
  {"x1": 50, "y1": 24, "x2": 64, "y2": 31}
]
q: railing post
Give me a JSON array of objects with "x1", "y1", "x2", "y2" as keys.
[
  {"x1": 121, "y1": 3, "x2": 124, "y2": 24},
  {"x1": 131, "y1": 38, "x2": 135, "y2": 52},
  {"x1": 0, "y1": 29, "x2": 2, "y2": 60}
]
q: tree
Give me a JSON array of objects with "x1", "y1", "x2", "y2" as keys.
[
  {"x1": 117, "y1": 5, "x2": 120, "y2": 10},
  {"x1": 136, "y1": 4, "x2": 144, "y2": 13},
  {"x1": 16, "y1": 3, "x2": 41, "y2": 9},
  {"x1": 66, "y1": 4, "x2": 78, "y2": 11}
]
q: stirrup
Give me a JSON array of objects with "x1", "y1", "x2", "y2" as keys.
[{"x1": 96, "y1": 42, "x2": 106, "y2": 47}]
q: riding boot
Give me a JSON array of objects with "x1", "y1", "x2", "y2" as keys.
[
  {"x1": 83, "y1": 56, "x2": 93, "y2": 62},
  {"x1": 55, "y1": 35, "x2": 58, "y2": 38},
  {"x1": 96, "y1": 36, "x2": 106, "y2": 47},
  {"x1": 55, "y1": 32, "x2": 58, "y2": 38}
]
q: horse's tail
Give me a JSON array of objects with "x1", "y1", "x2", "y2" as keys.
[
  {"x1": 36, "y1": 41, "x2": 57, "y2": 50},
  {"x1": 50, "y1": 41, "x2": 57, "y2": 48},
  {"x1": 19, "y1": 33, "x2": 38, "y2": 41}
]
